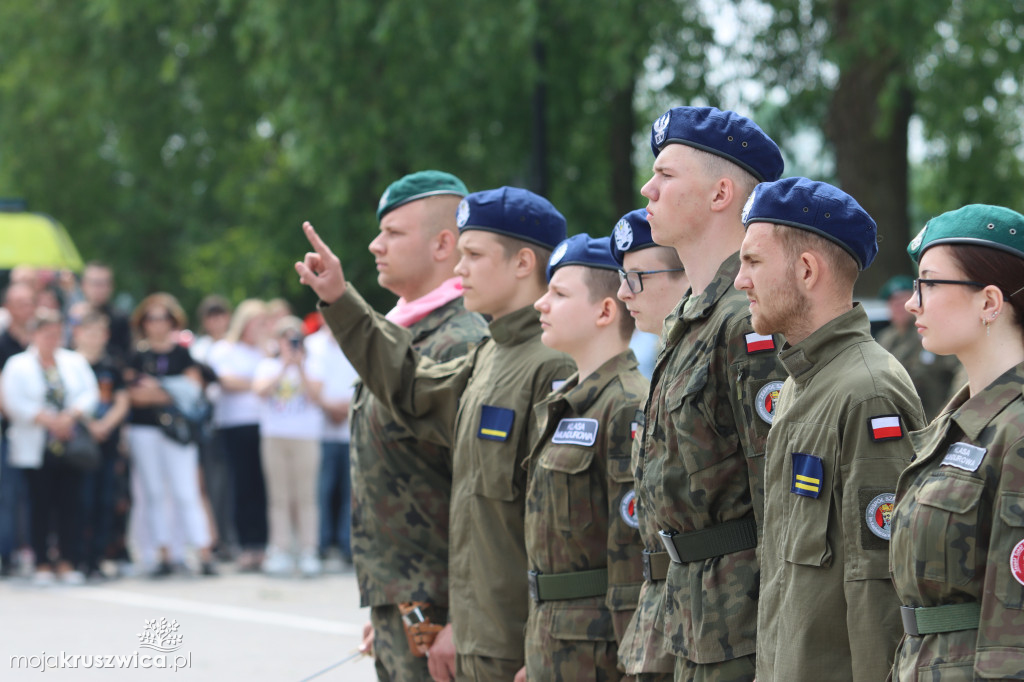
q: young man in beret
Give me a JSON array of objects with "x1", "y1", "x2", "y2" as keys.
[
  {"x1": 628, "y1": 106, "x2": 788, "y2": 682},
  {"x1": 347, "y1": 171, "x2": 489, "y2": 681},
  {"x1": 515, "y1": 234, "x2": 648, "y2": 681},
  {"x1": 734, "y1": 176, "x2": 925, "y2": 681},
  {"x1": 297, "y1": 186, "x2": 574, "y2": 682}
]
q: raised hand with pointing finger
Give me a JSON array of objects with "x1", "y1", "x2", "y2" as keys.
[{"x1": 295, "y1": 221, "x2": 348, "y2": 304}]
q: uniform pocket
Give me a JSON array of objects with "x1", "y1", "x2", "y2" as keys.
[
  {"x1": 547, "y1": 601, "x2": 615, "y2": 641},
  {"x1": 539, "y1": 446, "x2": 595, "y2": 532},
  {"x1": 913, "y1": 474, "x2": 984, "y2": 585},
  {"x1": 470, "y1": 403, "x2": 522, "y2": 501},
  {"x1": 995, "y1": 492, "x2": 1024, "y2": 609},
  {"x1": 781, "y1": 451, "x2": 832, "y2": 567},
  {"x1": 666, "y1": 362, "x2": 739, "y2": 474}
]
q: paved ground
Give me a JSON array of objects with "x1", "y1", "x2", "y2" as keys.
[{"x1": 0, "y1": 562, "x2": 378, "y2": 681}]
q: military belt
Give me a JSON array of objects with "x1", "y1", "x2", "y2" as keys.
[
  {"x1": 658, "y1": 516, "x2": 758, "y2": 564},
  {"x1": 641, "y1": 550, "x2": 670, "y2": 582},
  {"x1": 527, "y1": 568, "x2": 608, "y2": 602},
  {"x1": 900, "y1": 602, "x2": 981, "y2": 636}
]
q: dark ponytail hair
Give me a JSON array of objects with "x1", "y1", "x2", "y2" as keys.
[{"x1": 948, "y1": 245, "x2": 1024, "y2": 337}]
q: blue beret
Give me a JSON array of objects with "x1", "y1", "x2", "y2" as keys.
[
  {"x1": 609, "y1": 209, "x2": 659, "y2": 265},
  {"x1": 546, "y1": 234, "x2": 619, "y2": 282},
  {"x1": 908, "y1": 204, "x2": 1024, "y2": 264},
  {"x1": 456, "y1": 186, "x2": 567, "y2": 250},
  {"x1": 650, "y1": 106, "x2": 784, "y2": 182},
  {"x1": 377, "y1": 170, "x2": 468, "y2": 221},
  {"x1": 742, "y1": 176, "x2": 878, "y2": 270}
]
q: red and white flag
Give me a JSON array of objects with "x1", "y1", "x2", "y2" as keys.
[
  {"x1": 869, "y1": 415, "x2": 903, "y2": 441},
  {"x1": 745, "y1": 332, "x2": 775, "y2": 353}
]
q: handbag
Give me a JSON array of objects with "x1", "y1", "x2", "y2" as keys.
[
  {"x1": 45, "y1": 422, "x2": 101, "y2": 472},
  {"x1": 157, "y1": 405, "x2": 197, "y2": 445}
]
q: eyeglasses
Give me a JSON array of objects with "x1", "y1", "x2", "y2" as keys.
[
  {"x1": 912, "y1": 278, "x2": 985, "y2": 309},
  {"x1": 617, "y1": 268, "x2": 685, "y2": 295}
]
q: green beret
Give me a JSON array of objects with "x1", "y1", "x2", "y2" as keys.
[
  {"x1": 878, "y1": 275, "x2": 914, "y2": 301},
  {"x1": 377, "y1": 170, "x2": 468, "y2": 221},
  {"x1": 908, "y1": 204, "x2": 1024, "y2": 264}
]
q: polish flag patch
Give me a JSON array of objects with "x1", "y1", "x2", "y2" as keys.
[
  {"x1": 745, "y1": 332, "x2": 775, "y2": 353},
  {"x1": 868, "y1": 415, "x2": 904, "y2": 442},
  {"x1": 630, "y1": 422, "x2": 638, "y2": 440}
]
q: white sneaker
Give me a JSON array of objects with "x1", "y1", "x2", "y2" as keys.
[
  {"x1": 298, "y1": 552, "x2": 321, "y2": 578},
  {"x1": 262, "y1": 549, "x2": 294, "y2": 576},
  {"x1": 32, "y1": 570, "x2": 56, "y2": 587},
  {"x1": 59, "y1": 570, "x2": 86, "y2": 586}
]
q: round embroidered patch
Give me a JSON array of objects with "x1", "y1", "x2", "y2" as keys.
[
  {"x1": 1012, "y1": 539, "x2": 1024, "y2": 587},
  {"x1": 549, "y1": 241, "x2": 568, "y2": 266},
  {"x1": 865, "y1": 493, "x2": 896, "y2": 540},
  {"x1": 755, "y1": 380, "x2": 784, "y2": 425},
  {"x1": 456, "y1": 198, "x2": 470, "y2": 228},
  {"x1": 613, "y1": 219, "x2": 633, "y2": 251},
  {"x1": 620, "y1": 489, "x2": 639, "y2": 529}
]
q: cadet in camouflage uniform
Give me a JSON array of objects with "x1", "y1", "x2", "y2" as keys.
[
  {"x1": 515, "y1": 234, "x2": 648, "y2": 681},
  {"x1": 631, "y1": 106, "x2": 788, "y2": 682},
  {"x1": 891, "y1": 204, "x2": 1024, "y2": 680},
  {"x1": 736, "y1": 177, "x2": 926, "y2": 681},
  {"x1": 876, "y1": 275, "x2": 963, "y2": 420},
  {"x1": 611, "y1": 210, "x2": 687, "y2": 682},
  {"x1": 297, "y1": 187, "x2": 574, "y2": 682},
  {"x1": 348, "y1": 172, "x2": 488, "y2": 681}
]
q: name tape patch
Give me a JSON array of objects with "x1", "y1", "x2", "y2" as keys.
[
  {"x1": 551, "y1": 418, "x2": 598, "y2": 446},
  {"x1": 791, "y1": 452, "x2": 823, "y2": 498},
  {"x1": 941, "y1": 442, "x2": 987, "y2": 472},
  {"x1": 478, "y1": 405, "x2": 515, "y2": 442}
]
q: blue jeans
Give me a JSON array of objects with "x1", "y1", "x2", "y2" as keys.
[
  {"x1": 317, "y1": 440, "x2": 351, "y2": 558},
  {"x1": 78, "y1": 436, "x2": 119, "y2": 571},
  {"x1": 0, "y1": 437, "x2": 30, "y2": 562}
]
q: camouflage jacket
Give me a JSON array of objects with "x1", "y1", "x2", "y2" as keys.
[
  {"x1": 877, "y1": 323, "x2": 962, "y2": 420},
  {"x1": 349, "y1": 296, "x2": 487, "y2": 607},
  {"x1": 322, "y1": 288, "x2": 574, "y2": 660},
  {"x1": 629, "y1": 252, "x2": 786, "y2": 666},
  {"x1": 758, "y1": 304, "x2": 925, "y2": 682},
  {"x1": 524, "y1": 350, "x2": 649, "y2": 658},
  {"x1": 890, "y1": 362, "x2": 1024, "y2": 681}
]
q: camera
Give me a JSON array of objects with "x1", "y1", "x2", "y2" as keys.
[{"x1": 288, "y1": 336, "x2": 302, "y2": 350}]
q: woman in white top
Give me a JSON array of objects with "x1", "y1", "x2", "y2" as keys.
[
  {"x1": 1, "y1": 309, "x2": 98, "y2": 585},
  {"x1": 253, "y1": 315, "x2": 324, "y2": 577}
]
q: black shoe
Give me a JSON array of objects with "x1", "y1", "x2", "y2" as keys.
[
  {"x1": 200, "y1": 561, "x2": 218, "y2": 577},
  {"x1": 150, "y1": 561, "x2": 174, "y2": 579}
]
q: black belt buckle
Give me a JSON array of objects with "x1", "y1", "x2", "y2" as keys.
[
  {"x1": 527, "y1": 570, "x2": 542, "y2": 602},
  {"x1": 659, "y1": 530, "x2": 682, "y2": 563},
  {"x1": 641, "y1": 551, "x2": 654, "y2": 582},
  {"x1": 900, "y1": 606, "x2": 920, "y2": 636}
]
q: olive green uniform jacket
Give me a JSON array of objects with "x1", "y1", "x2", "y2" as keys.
[
  {"x1": 524, "y1": 350, "x2": 649, "y2": 680},
  {"x1": 350, "y1": 297, "x2": 487, "y2": 608},
  {"x1": 758, "y1": 304, "x2": 925, "y2": 682},
  {"x1": 322, "y1": 287, "x2": 574, "y2": 661},
  {"x1": 877, "y1": 323, "x2": 962, "y2": 421},
  {"x1": 890, "y1": 362, "x2": 1024, "y2": 680},
  {"x1": 620, "y1": 252, "x2": 787, "y2": 671}
]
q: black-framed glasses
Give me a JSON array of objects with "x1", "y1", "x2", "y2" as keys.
[
  {"x1": 617, "y1": 268, "x2": 685, "y2": 294},
  {"x1": 912, "y1": 278, "x2": 986, "y2": 308}
]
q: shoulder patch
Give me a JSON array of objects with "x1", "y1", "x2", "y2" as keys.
[
  {"x1": 478, "y1": 405, "x2": 514, "y2": 441},
  {"x1": 744, "y1": 332, "x2": 775, "y2": 353},
  {"x1": 868, "y1": 414, "x2": 903, "y2": 442},
  {"x1": 620, "y1": 489, "x2": 639, "y2": 528},
  {"x1": 791, "y1": 453, "x2": 823, "y2": 498},
  {"x1": 756, "y1": 381, "x2": 785, "y2": 425},
  {"x1": 551, "y1": 418, "x2": 598, "y2": 446},
  {"x1": 941, "y1": 442, "x2": 986, "y2": 472},
  {"x1": 864, "y1": 492, "x2": 895, "y2": 541},
  {"x1": 630, "y1": 421, "x2": 638, "y2": 440},
  {"x1": 1012, "y1": 540, "x2": 1024, "y2": 587}
]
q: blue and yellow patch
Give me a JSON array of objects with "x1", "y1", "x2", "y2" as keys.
[
  {"x1": 478, "y1": 405, "x2": 515, "y2": 441},
  {"x1": 791, "y1": 453, "x2": 823, "y2": 498}
]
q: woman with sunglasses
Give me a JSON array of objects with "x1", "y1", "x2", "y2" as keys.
[{"x1": 890, "y1": 204, "x2": 1024, "y2": 680}]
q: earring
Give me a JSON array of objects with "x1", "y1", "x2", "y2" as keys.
[{"x1": 984, "y1": 318, "x2": 990, "y2": 336}]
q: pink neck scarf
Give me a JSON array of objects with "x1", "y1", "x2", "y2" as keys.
[{"x1": 384, "y1": 277, "x2": 464, "y2": 328}]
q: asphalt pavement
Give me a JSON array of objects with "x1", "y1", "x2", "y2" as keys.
[{"x1": 0, "y1": 560, "x2": 379, "y2": 681}]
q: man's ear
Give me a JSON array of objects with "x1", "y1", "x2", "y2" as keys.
[
  {"x1": 433, "y1": 229, "x2": 457, "y2": 262},
  {"x1": 514, "y1": 247, "x2": 537, "y2": 280}
]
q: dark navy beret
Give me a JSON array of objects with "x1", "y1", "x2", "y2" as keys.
[
  {"x1": 609, "y1": 209, "x2": 659, "y2": 265},
  {"x1": 742, "y1": 176, "x2": 878, "y2": 270},
  {"x1": 456, "y1": 186, "x2": 567, "y2": 250},
  {"x1": 908, "y1": 204, "x2": 1024, "y2": 263},
  {"x1": 377, "y1": 170, "x2": 468, "y2": 221},
  {"x1": 650, "y1": 106, "x2": 784, "y2": 182},
  {"x1": 546, "y1": 234, "x2": 619, "y2": 282}
]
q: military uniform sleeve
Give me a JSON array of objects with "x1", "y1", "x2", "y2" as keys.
[
  {"x1": 975, "y1": 436, "x2": 1024, "y2": 677},
  {"x1": 321, "y1": 284, "x2": 473, "y2": 448},
  {"x1": 604, "y1": 400, "x2": 645, "y2": 644},
  {"x1": 840, "y1": 395, "x2": 921, "y2": 682}
]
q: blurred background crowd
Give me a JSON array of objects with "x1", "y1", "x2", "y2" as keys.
[{"x1": 0, "y1": 261, "x2": 358, "y2": 585}]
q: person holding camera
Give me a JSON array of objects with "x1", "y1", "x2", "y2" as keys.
[{"x1": 252, "y1": 315, "x2": 325, "y2": 577}]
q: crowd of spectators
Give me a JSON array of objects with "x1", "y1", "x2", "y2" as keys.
[{"x1": 0, "y1": 262, "x2": 357, "y2": 584}]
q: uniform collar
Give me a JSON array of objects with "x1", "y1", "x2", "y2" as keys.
[
  {"x1": 679, "y1": 251, "x2": 742, "y2": 323},
  {"x1": 778, "y1": 304, "x2": 871, "y2": 383},
  {"x1": 489, "y1": 304, "x2": 542, "y2": 346},
  {"x1": 951, "y1": 361, "x2": 1024, "y2": 441},
  {"x1": 408, "y1": 297, "x2": 467, "y2": 342},
  {"x1": 551, "y1": 350, "x2": 639, "y2": 414}
]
